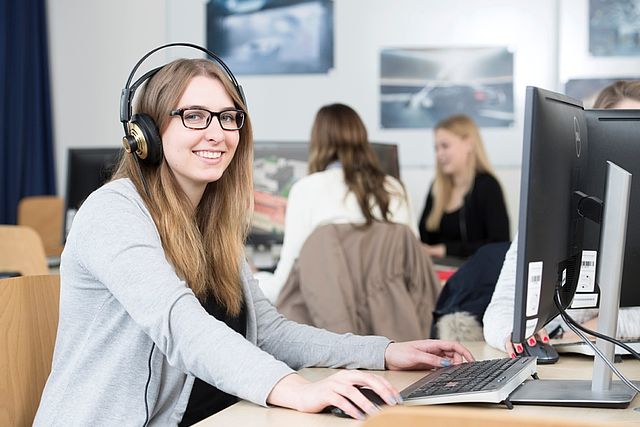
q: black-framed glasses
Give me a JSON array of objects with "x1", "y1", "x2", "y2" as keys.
[{"x1": 169, "y1": 107, "x2": 245, "y2": 131}]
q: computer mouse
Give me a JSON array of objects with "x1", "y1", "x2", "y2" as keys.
[
  {"x1": 522, "y1": 341, "x2": 560, "y2": 364},
  {"x1": 323, "y1": 386, "x2": 387, "y2": 419}
]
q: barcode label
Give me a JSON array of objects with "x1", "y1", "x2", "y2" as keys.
[
  {"x1": 577, "y1": 250, "x2": 597, "y2": 292},
  {"x1": 526, "y1": 262, "x2": 543, "y2": 317}
]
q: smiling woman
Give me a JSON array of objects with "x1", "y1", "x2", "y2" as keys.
[
  {"x1": 33, "y1": 46, "x2": 473, "y2": 427},
  {"x1": 161, "y1": 75, "x2": 242, "y2": 205}
]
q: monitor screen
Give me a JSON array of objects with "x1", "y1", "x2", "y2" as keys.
[
  {"x1": 583, "y1": 109, "x2": 640, "y2": 308},
  {"x1": 250, "y1": 141, "x2": 400, "y2": 246},
  {"x1": 64, "y1": 148, "x2": 122, "y2": 238},
  {"x1": 513, "y1": 87, "x2": 589, "y2": 343}
]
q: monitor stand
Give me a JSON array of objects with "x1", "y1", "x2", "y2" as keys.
[{"x1": 510, "y1": 161, "x2": 637, "y2": 408}]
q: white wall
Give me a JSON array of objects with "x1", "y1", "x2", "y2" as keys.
[{"x1": 49, "y1": 0, "x2": 635, "y2": 238}]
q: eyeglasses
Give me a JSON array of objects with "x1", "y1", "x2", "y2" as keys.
[{"x1": 169, "y1": 107, "x2": 246, "y2": 131}]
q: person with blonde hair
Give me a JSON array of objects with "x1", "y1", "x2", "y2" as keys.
[
  {"x1": 257, "y1": 103, "x2": 419, "y2": 303},
  {"x1": 419, "y1": 114, "x2": 509, "y2": 259},
  {"x1": 35, "y1": 54, "x2": 472, "y2": 426}
]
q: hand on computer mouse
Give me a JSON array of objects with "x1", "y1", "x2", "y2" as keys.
[
  {"x1": 267, "y1": 370, "x2": 400, "y2": 420},
  {"x1": 324, "y1": 386, "x2": 388, "y2": 419}
]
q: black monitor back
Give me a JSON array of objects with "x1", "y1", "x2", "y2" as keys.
[
  {"x1": 583, "y1": 109, "x2": 640, "y2": 307},
  {"x1": 513, "y1": 87, "x2": 588, "y2": 343}
]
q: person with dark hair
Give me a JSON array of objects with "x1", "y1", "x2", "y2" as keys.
[
  {"x1": 257, "y1": 103, "x2": 418, "y2": 302},
  {"x1": 34, "y1": 57, "x2": 472, "y2": 426},
  {"x1": 419, "y1": 114, "x2": 510, "y2": 260}
]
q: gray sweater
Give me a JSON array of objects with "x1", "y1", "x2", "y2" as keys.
[{"x1": 34, "y1": 179, "x2": 390, "y2": 426}]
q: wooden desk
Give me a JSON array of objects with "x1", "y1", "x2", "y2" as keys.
[{"x1": 196, "y1": 342, "x2": 640, "y2": 426}]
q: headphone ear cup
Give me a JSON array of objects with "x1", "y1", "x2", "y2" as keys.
[{"x1": 130, "y1": 114, "x2": 163, "y2": 165}]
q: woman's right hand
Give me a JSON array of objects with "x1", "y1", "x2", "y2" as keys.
[
  {"x1": 266, "y1": 371, "x2": 401, "y2": 420},
  {"x1": 505, "y1": 328, "x2": 550, "y2": 358}
]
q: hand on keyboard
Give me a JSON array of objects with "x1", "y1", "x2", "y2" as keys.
[{"x1": 385, "y1": 339, "x2": 475, "y2": 370}]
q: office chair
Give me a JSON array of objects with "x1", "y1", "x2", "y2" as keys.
[
  {"x1": 0, "y1": 225, "x2": 49, "y2": 276},
  {"x1": 0, "y1": 274, "x2": 60, "y2": 427},
  {"x1": 17, "y1": 196, "x2": 65, "y2": 258}
]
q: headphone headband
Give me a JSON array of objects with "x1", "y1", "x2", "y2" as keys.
[{"x1": 119, "y1": 42, "x2": 246, "y2": 128}]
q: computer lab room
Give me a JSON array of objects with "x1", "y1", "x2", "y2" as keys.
[{"x1": 2, "y1": 0, "x2": 640, "y2": 426}]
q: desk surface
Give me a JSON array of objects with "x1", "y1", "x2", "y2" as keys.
[{"x1": 196, "y1": 342, "x2": 640, "y2": 426}]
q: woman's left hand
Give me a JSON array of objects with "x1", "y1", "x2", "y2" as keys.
[{"x1": 384, "y1": 340, "x2": 475, "y2": 370}]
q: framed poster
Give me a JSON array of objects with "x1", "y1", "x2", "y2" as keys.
[
  {"x1": 380, "y1": 47, "x2": 514, "y2": 128},
  {"x1": 207, "y1": 0, "x2": 334, "y2": 74}
]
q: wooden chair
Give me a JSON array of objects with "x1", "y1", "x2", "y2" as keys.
[
  {"x1": 0, "y1": 274, "x2": 60, "y2": 427},
  {"x1": 17, "y1": 196, "x2": 65, "y2": 258},
  {"x1": 362, "y1": 405, "x2": 608, "y2": 427},
  {"x1": 0, "y1": 225, "x2": 49, "y2": 276}
]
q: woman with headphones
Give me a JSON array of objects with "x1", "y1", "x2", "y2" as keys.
[{"x1": 34, "y1": 46, "x2": 473, "y2": 426}]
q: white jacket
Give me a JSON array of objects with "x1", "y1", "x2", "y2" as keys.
[{"x1": 257, "y1": 168, "x2": 417, "y2": 303}]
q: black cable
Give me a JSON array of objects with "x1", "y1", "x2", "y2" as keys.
[
  {"x1": 554, "y1": 289, "x2": 640, "y2": 394},
  {"x1": 143, "y1": 343, "x2": 155, "y2": 426},
  {"x1": 553, "y1": 286, "x2": 640, "y2": 360}
]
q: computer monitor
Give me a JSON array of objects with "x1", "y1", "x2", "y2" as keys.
[
  {"x1": 583, "y1": 109, "x2": 640, "y2": 307},
  {"x1": 513, "y1": 87, "x2": 589, "y2": 344},
  {"x1": 64, "y1": 147, "x2": 122, "y2": 238},
  {"x1": 250, "y1": 141, "x2": 400, "y2": 246},
  {"x1": 510, "y1": 86, "x2": 636, "y2": 407}
]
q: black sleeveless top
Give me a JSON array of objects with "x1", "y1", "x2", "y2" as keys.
[{"x1": 179, "y1": 295, "x2": 247, "y2": 426}]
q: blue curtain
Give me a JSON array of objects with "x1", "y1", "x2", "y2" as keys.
[{"x1": 0, "y1": 0, "x2": 56, "y2": 224}]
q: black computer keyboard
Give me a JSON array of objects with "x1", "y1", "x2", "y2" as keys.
[{"x1": 400, "y1": 357, "x2": 537, "y2": 406}]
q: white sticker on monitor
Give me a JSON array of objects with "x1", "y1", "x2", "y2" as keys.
[
  {"x1": 526, "y1": 261, "x2": 543, "y2": 317},
  {"x1": 570, "y1": 293, "x2": 599, "y2": 308},
  {"x1": 577, "y1": 250, "x2": 597, "y2": 292},
  {"x1": 525, "y1": 318, "x2": 538, "y2": 339}
]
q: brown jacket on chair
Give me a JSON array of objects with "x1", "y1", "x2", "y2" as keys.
[{"x1": 276, "y1": 222, "x2": 441, "y2": 341}]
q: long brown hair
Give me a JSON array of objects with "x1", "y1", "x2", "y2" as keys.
[
  {"x1": 593, "y1": 80, "x2": 640, "y2": 109},
  {"x1": 426, "y1": 114, "x2": 496, "y2": 231},
  {"x1": 308, "y1": 103, "x2": 399, "y2": 225},
  {"x1": 112, "y1": 58, "x2": 252, "y2": 316}
]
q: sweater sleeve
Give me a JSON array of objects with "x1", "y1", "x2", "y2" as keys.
[
  {"x1": 243, "y1": 263, "x2": 391, "y2": 371},
  {"x1": 480, "y1": 175, "x2": 510, "y2": 243},
  {"x1": 482, "y1": 236, "x2": 518, "y2": 352},
  {"x1": 72, "y1": 187, "x2": 294, "y2": 407},
  {"x1": 418, "y1": 186, "x2": 435, "y2": 244}
]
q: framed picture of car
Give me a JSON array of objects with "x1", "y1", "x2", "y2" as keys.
[
  {"x1": 206, "y1": 0, "x2": 334, "y2": 75},
  {"x1": 379, "y1": 46, "x2": 514, "y2": 128}
]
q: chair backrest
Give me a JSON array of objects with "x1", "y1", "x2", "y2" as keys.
[
  {"x1": 0, "y1": 274, "x2": 60, "y2": 427},
  {"x1": 17, "y1": 196, "x2": 64, "y2": 258},
  {"x1": 0, "y1": 225, "x2": 49, "y2": 276}
]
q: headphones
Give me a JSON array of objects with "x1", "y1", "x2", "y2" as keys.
[{"x1": 119, "y1": 42, "x2": 246, "y2": 166}]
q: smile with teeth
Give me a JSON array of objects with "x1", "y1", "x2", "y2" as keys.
[{"x1": 194, "y1": 150, "x2": 222, "y2": 159}]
